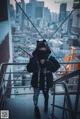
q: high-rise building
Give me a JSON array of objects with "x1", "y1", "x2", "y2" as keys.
[
  {"x1": 35, "y1": 2, "x2": 44, "y2": 18},
  {"x1": 26, "y1": 0, "x2": 44, "y2": 26},
  {"x1": 10, "y1": 4, "x2": 15, "y2": 21},
  {"x1": 71, "y1": 0, "x2": 80, "y2": 46},
  {"x1": 67, "y1": 11, "x2": 73, "y2": 35},
  {"x1": 73, "y1": 0, "x2": 80, "y2": 9},
  {"x1": 43, "y1": 7, "x2": 51, "y2": 26},
  {"x1": 59, "y1": 3, "x2": 67, "y2": 22},
  {"x1": 51, "y1": 12, "x2": 59, "y2": 23},
  {"x1": 29, "y1": 0, "x2": 36, "y2": 3},
  {"x1": 21, "y1": 0, "x2": 26, "y2": 31},
  {"x1": 15, "y1": 0, "x2": 26, "y2": 30},
  {"x1": 26, "y1": 3, "x2": 32, "y2": 18},
  {"x1": 16, "y1": 2, "x2": 22, "y2": 25}
]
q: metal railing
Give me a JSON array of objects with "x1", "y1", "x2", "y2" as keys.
[
  {"x1": 51, "y1": 70, "x2": 80, "y2": 119},
  {"x1": 0, "y1": 62, "x2": 80, "y2": 119}
]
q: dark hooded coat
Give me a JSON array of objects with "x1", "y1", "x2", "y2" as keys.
[{"x1": 27, "y1": 40, "x2": 60, "y2": 90}]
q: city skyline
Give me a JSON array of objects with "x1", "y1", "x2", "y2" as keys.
[{"x1": 11, "y1": 0, "x2": 73, "y2": 13}]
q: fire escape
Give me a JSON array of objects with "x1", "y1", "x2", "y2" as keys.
[
  {"x1": 0, "y1": 0, "x2": 80, "y2": 119},
  {"x1": 0, "y1": 62, "x2": 80, "y2": 119}
]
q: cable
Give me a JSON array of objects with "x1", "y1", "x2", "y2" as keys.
[
  {"x1": 48, "y1": 9, "x2": 75, "y2": 41},
  {"x1": 18, "y1": 46, "x2": 32, "y2": 57},
  {"x1": 47, "y1": 9, "x2": 75, "y2": 70},
  {"x1": 14, "y1": 0, "x2": 78, "y2": 73},
  {"x1": 15, "y1": 0, "x2": 44, "y2": 40},
  {"x1": 15, "y1": 0, "x2": 78, "y2": 42}
]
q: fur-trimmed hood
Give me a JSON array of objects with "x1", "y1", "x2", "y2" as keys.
[{"x1": 32, "y1": 40, "x2": 51, "y2": 59}]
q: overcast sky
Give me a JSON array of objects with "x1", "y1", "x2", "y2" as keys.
[{"x1": 11, "y1": 0, "x2": 73, "y2": 13}]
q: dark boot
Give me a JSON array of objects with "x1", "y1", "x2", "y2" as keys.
[
  {"x1": 44, "y1": 99, "x2": 48, "y2": 113},
  {"x1": 34, "y1": 106, "x2": 41, "y2": 118}
]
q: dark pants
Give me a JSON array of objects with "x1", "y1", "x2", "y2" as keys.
[{"x1": 33, "y1": 88, "x2": 49, "y2": 107}]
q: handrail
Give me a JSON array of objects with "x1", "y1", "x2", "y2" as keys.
[
  {"x1": 10, "y1": 91, "x2": 80, "y2": 96},
  {"x1": 51, "y1": 71, "x2": 80, "y2": 119},
  {"x1": 74, "y1": 74, "x2": 80, "y2": 118},
  {"x1": 0, "y1": 61, "x2": 80, "y2": 69},
  {"x1": 0, "y1": 62, "x2": 80, "y2": 85},
  {"x1": 0, "y1": 63, "x2": 80, "y2": 89},
  {"x1": 51, "y1": 80, "x2": 80, "y2": 119},
  {"x1": 54, "y1": 70, "x2": 80, "y2": 84},
  {"x1": 0, "y1": 62, "x2": 80, "y2": 82},
  {"x1": 0, "y1": 63, "x2": 80, "y2": 119}
]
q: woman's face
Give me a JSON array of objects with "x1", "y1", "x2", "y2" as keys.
[{"x1": 38, "y1": 47, "x2": 48, "y2": 60}]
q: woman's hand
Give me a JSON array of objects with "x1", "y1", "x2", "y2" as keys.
[{"x1": 40, "y1": 59, "x2": 45, "y2": 64}]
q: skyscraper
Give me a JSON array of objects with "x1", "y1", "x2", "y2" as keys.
[
  {"x1": 59, "y1": 3, "x2": 67, "y2": 22},
  {"x1": 43, "y1": 7, "x2": 51, "y2": 26},
  {"x1": 16, "y1": 2, "x2": 22, "y2": 24},
  {"x1": 67, "y1": 11, "x2": 73, "y2": 35},
  {"x1": 26, "y1": 0, "x2": 44, "y2": 26},
  {"x1": 21, "y1": 0, "x2": 26, "y2": 31},
  {"x1": 71, "y1": 0, "x2": 80, "y2": 46},
  {"x1": 29, "y1": 0, "x2": 36, "y2": 3}
]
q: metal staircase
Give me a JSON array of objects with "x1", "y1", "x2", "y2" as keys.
[{"x1": 0, "y1": 62, "x2": 80, "y2": 119}]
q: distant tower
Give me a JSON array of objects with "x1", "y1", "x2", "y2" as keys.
[
  {"x1": 59, "y1": 3, "x2": 67, "y2": 22},
  {"x1": 29, "y1": 0, "x2": 36, "y2": 3},
  {"x1": 72, "y1": 0, "x2": 80, "y2": 46},
  {"x1": 16, "y1": 2, "x2": 22, "y2": 25},
  {"x1": 21, "y1": 0, "x2": 26, "y2": 31}
]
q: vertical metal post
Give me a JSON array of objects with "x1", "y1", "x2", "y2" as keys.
[
  {"x1": 74, "y1": 74, "x2": 80, "y2": 119},
  {"x1": 51, "y1": 84, "x2": 56, "y2": 119},
  {"x1": 62, "y1": 82, "x2": 74, "y2": 119},
  {"x1": 64, "y1": 96, "x2": 69, "y2": 119},
  {"x1": 62, "y1": 95, "x2": 66, "y2": 119}
]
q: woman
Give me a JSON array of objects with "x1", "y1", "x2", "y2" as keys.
[{"x1": 27, "y1": 40, "x2": 60, "y2": 117}]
